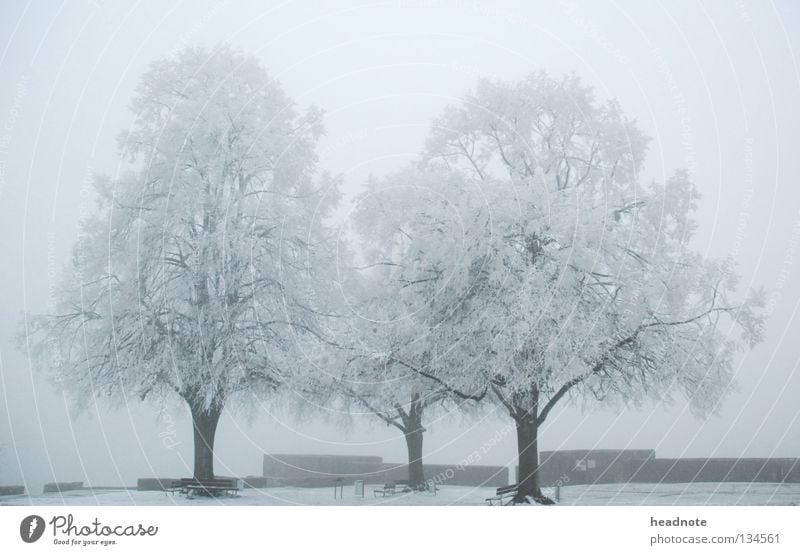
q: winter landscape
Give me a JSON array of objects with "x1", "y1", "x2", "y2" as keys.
[
  {"x1": 1, "y1": 1, "x2": 799, "y2": 523},
  {"x1": 4, "y1": 482, "x2": 800, "y2": 507}
]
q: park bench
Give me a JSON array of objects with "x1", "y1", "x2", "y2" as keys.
[
  {"x1": 373, "y1": 480, "x2": 412, "y2": 497},
  {"x1": 166, "y1": 478, "x2": 240, "y2": 498},
  {"x1": 486, "y1": 484, "x2": 518, "y2": 506},
  {"x1": 373, "y1": 482, "x2": 394, "y2": 497}
]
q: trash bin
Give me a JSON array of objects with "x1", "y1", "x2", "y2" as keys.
[{"x1": 354, "y1": 480, "x2": 364, "y2": 498}]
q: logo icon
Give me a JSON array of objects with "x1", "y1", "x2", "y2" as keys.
[{"x1": 20, "y1": 515, "x2": 45, "y2": 543}]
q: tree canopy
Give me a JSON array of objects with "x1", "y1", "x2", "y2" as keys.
[
  {"x1": 349, "y1": 73, "x2": 765, "y2": 501},
  {"x1": 20, "y1": 44, "x2": 340, "y2": 479}
]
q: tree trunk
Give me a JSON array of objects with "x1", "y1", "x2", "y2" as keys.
[
  {"x1": 514, "y1": 414, "x2": 553, "y2": 504},
  {"x1": 189, "y1": 402, "x2": 222, "y2": 481},
  {"x1": 404, "y1": 412, "x2": 426, "y2": 490}
]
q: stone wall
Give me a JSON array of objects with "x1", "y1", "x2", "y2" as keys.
[
  {"x1": 137, "y1": 478, "x2": 179, "y2": 491},
  {"x1": 531, "y1": 450, "x2": 800, "y2": 486},
  {"x1": 0, "y1": 485, "x2": 25, "y2": 496},
  {"x1": 262, "y1": 454, "x2": 510, "y2": 487},
  {"x1": 42, "y1": 481, "x2": 83, "y2": 493},
  {"x1": 263, "y1": 454, "x2": 386, "y2": 487},
  {"x1": 264, "y1": 451, "x2": 800, "y2": 489},
  {"x1": 628, "y1": 458, "x2": 800, "y2": 484},
  {"x1": 241, "y1": 476, "x2": 268, "y2": 488},
  {"x1": 383, "y1": 463, "x2": 509, "y2": 488},
  {"x1": 536, "y1": 449, "x2": 655, "y2": 485}
]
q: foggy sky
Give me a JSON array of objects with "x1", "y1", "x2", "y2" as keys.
[{"x1": 1, "y1": 0, "x2": 799, "y2": 490}]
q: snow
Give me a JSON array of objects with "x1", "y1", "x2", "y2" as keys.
[{"x1": 3, "y1": 483, "x2": 798, "y2": 506}]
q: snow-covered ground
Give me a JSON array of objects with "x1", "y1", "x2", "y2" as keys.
[{"x1": 2, "y1": 482, "x2": 799, "y2": 506}]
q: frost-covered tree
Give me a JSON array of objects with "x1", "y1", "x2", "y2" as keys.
[
  {"x1": 332, "y1": 329, "x2": 446, "y2": 490},
  {"x1": 19, "y1": 45, "x2": 339, "y2": 480},
  {"x1": 328, "y1": 188, "x2": 463, "y2": 489},
  {"x1": 377, "y1": 73, "x2": 764, "y2": 503}
]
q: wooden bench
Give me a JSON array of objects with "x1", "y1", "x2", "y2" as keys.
[
  {"x1": 166, "y1": 478, "x2": 240, "y2": 498},
  {"x1": 373, "y1": 480, "x2": 412, "y2": 497},
  {"x1": 486, "y1": 484, "x2": 518, "y2": 506},
  {"x1": 373, "y1": 481, "x2": 396, "y2": 497}
]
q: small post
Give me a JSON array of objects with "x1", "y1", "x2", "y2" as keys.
[{"x1": 554, "y1": 484, "x2": 561, "y2": 503}]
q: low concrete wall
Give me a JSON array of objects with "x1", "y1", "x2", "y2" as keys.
[
  {"x1": 138, "y1": 476, "x2": 265, "y2": 490},
  {"x1": 43, "y1": 481, "x2": 83, "y2": 493},
  {"x1": 530, "y1": 451, "x2": 800, "y2": 486},
  {"x1": 535, "y1": 450, "x2": 656, "y2": 486},
  {"x1": 137, "y1": 478, "x2": 179, "y2": 491},
  {"x1": 0, "y1": 485, "x2": 25, "y2": 496},
  {"x1": 629, "y1": 458, "x2": 800, "y2": 484},
  {"x1": 264, "y1": 454, "x2": 387, "y2": 486},
  {"x1": 241, "y1": 476, "x2": 268, "y2": 488},
  {"x1": 262, "y1": 454, "x2": 510, "y2": 487},
  {"x1": 264, "y1": 451, "x2": 800, "y2": 488},
  {"x1": 385, "y1": 463, "x2": 509, "y2": 488}
]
